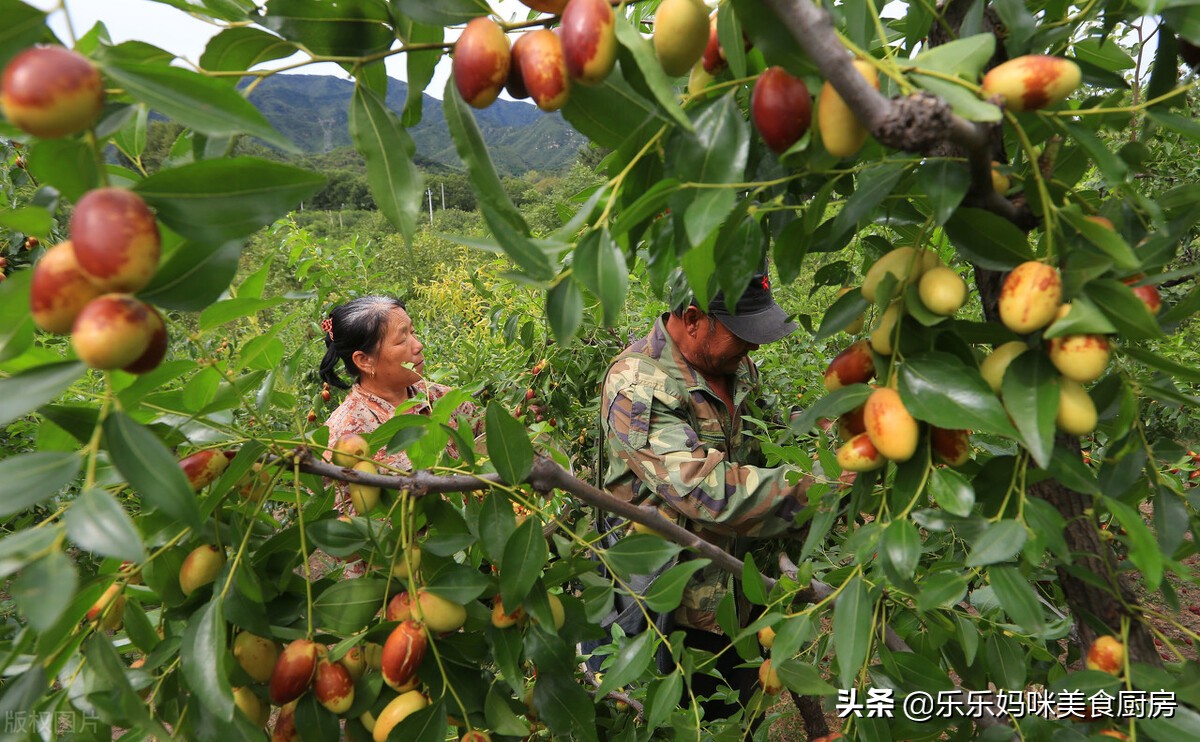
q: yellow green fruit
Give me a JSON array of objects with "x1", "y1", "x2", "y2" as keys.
[
  {"x1": 981, "y1": 55, "x2": 1082, "y2": 112},
  {"x1": 653, "y1": 0, "x2": 709, "y2": 77},
  {"x1": 864, "y1": 387, "x2": 919, "y2": 462},
  {"x1": 1056, "y1": 379, "x2": 1097, "y2": 435},
  {"x1": 918, "y1": 266, "x2": 967, "y2": 316},
  {"x1": 818, "y1": 59, "x2": 878, "y2": 157},
  {"x1": 980, "y1": 341, "x2": 1029, "y2": 393},
  {"x1": 999, "y1": 261, "x2": 1062, "y2": 334}
]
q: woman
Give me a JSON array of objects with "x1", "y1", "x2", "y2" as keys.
[{"x1": 319, "y1": 296, "x2": 480, "y2": 517}]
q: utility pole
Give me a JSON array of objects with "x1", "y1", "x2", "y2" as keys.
[
  {"x1": 441, "y1": 183, "x2": 445, "y2": 210},
  {"x1": 427, "y1": 188, "x2": 433, "y2": 225}
]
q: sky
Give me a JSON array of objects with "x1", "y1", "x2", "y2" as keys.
[{"x1": 26, "y1": 0, "x2": 540, "y2": 101}]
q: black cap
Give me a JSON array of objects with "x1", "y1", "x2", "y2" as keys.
[{"x1": 705, "y1": 273, "x2": 798, "y2": 345}]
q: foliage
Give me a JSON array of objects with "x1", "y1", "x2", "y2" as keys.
[{"x1": 2, "y1": 0, "x2": 1200, "y2": 741}]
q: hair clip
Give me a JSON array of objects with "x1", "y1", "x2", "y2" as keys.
[{"x1": 321, "y1": 317, "x2": 334, "y2": 339}]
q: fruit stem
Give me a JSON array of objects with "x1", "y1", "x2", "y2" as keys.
[
  {"x1": 595, "y1": 125, "x2": 668, "y2": 226},
  {"x1": 1004, "y1": 113, "x2": 1056, "y2": 258},
  {"x1": 1049, "y1": 81, "x2": 1196, "y2": 116},
  {"x1": 292, "y1": 456, "x2": 316, "y2": 637},
  {"x1": 83, "y1": 386, "x2": 114, "y2": 489}
]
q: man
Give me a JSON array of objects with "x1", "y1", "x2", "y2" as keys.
[{"x1": 598, "y1": 272, "x2": 813, "y2": 721}]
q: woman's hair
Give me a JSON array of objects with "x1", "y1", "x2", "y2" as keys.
[{"x1": 318, "y1": 296, "x2": 405, "y2": 389}]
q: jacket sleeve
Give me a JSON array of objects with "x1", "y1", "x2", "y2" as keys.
[{"x1": 603, "y1": 377, "x2": 808, "y2": 538}]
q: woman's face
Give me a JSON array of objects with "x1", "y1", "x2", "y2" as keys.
[{"x1": 361, "y1": 307, "x2": 424, "y2": 393}]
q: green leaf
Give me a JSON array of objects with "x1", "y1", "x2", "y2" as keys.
[
  {"x1": 400, "y1": 23, "x2": 442, "y2": 127},
  {"x1": 0, "y1": 0, "x2": 46, "y2": 69},
  {"x1": 0, "y1": 205, "x2": 52, "y2": 236},
  {"x1": 730, "y1": 0, "x2": 817, "y2": 76},
  {"x1": 104, "y1": 412, "x2": 202, "y2": 530},
  {"x1": 1062, "y1": 122, "x2": 1129, "y2": 185},
  {"x1": 314, "y1": 578, "x2": 388, "y2": 634},
  {"x1": 1043, "y1": 295, "x2": 1118, "y2": 338},
  {"x1": 1061, "y1": 209, "x2": 1140, "y2": 270},
  {"x1": 0, "y1": 666, "x2": 47, "y2": 737},
  {"x1": 833, "y1": 574, "x2": 872, "y2": 688},
  {"x1": 966, "y1": 520, "x2": 1027, "y2": 567},
  {"x1": 27, "y1": 138, "x2": 100, "y2": 201},
  {"x1": 135, "y1": 157, "x2": 325, "y2": 245},
  {"x1": 596, "y1": 631, "x2": 655, "y2": 697},
  {"x1": 259, "y1": 0, "x2": 392, "y2": 57},
  {"x1": 533, "y1": 670, "x2": 598, "y2": 742},
  {"x1": 905, "y1": 33, "x2": 996, "y2": 78},
  {"x1": 0, "y1": 452, "x2": 81, "y2": 518},
  {"x1": 500, "y1": 518, "x2": 548, "y2": 610},
  {"x1": 1105, "y1": 496, "x2": 1163, "y2": 591},
  {"x1": 0, "y1": 270, "x2": 33, "y2": 364},
  {"x1": 1085, "y1": 278, "x2": 1165, "y2": 341},
  {"x1": 603, "y1": 534, "x2": 681, "y2": 581},
  {"x1": 11, "y1": 549, "x2": 76, "y2": 631},
  {"x1": 103, "y1": 59, "x2": 296, "y2": 151},
  {"x1": 1001, "y1": 352, "x2": 1058, "y2": 468},
  {"x1": 815, "y1": 286, "x2": 868, "y2": 340},
  {"x1": 484, "y1": 401, "x2": 533, "y2": 485},
  {"x1": 1122, "y1": 345, "x2": 1200, "y2": 384},
  {"x1": 0, "y1": 527, "x2": 59, "y2": 581},
  {"x1": 915, "y1": 571, "x2": 967, "y2": 612},
  {"x1": 909, "y1": 73, "x2": 1003, "y2": 122},
  {"x1": 350, "y1": 83, "x2": 422, "y2": 243},
  {"x1": 880, "y1": 519, "x2": 920, "y2": 585},
  {"x1": 989, "y1": 566, "x2": 1044, "y2": 633},
  {"x1": 741, "y1": 552, "x2": 768, "y2": 605},
  {"x1": 790, "y1": 384, "x2": 874, "y2": 435},
  {"x1": 667, "y1": 93, "x2": 748, "y2": 242},
  {"x1": 422, "y1": 563, "x2": 488, "y2": 604},
  {"x1": 561, "y1": 72, "x2": 664, "y2": 152},
  {"x1": 181, "y1": 598, "x2": 235, "y2": 723},
  {"x1": 546, "y1": 276, "x2": 583, "y2": 345},
  {"x1": 392, "y1": 0, "x2": 487, "y2": 26},
  {"x1": 927, "y1": 467, "x2": 975, "y2": 517},
  {"x1": 1141, "y1": 704, "x2": 1200, "y2": 738},
  {"x1": 0, "y1": 361, "x2": 85, "y2": 427},
  {"x1": 916, "y1": 159, "x2": 970, "y2": 225},
  {"x1": 943, "y1": 208, "x2": 1034, "y2": 269},
  {"x1": 573, "y1": 230, "x2": 629, "y2": 326},
  {"x1": 775, "y1": 659, "x2": 838, "y2": 695},
  {"x1": 140, "y1": 240, "x2": 242, "y2": 311},
  {"x1": 1045, "y1": 444, "x2": 1101, "y2": 495},
  {"x1": 198, "y1": 27, "x2": 296, "y2": 74},
  {"x1": 642, "y1": 559, "x2": 710, "y2": 613},
  {"x1": 65, "y1": 487, "x2": 146, "y2": 563},
  {"x1": 769, "y1": 614, "x2": 815, "y2": 662},
  {"x1": 829, "y1": 163, "x2": 908, "y2": 243},
  {"x1": 645, "y1": 672, "x2": 682, "y2": 730},
  {"x1": 612, "y1": 16, "x2": 693, "y2": 132},
  {"x1": 898, "y1": 352, "x2": 1020, "y2": 438},
  {"x1": 484, "y1": 685, "x2": 531, "y2": 737},
  {"x1": 477, "y1": 491, "x2": 517, "y2": 563},
  {"x1": 391, "y1": 699, "x2": 448, "y2": 742}
]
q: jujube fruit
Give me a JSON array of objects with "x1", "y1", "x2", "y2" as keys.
[
  {"x1": 861, "y1": 247, "x2": 937, "y2": 303},
  {"x1": 1085, "y1": 635, "x2": 1125, "y2": 675},
  {"x1": 69, "y1": 188, "x2": 161, "y2": 293},
  {"x1": 491, "y1": 595, "x2": 525, "y2": 628},
  {"x1": 314, "y1": 657, "x2": 355, "y2": 714},
  {"x1": 331, "y1": 433, "x2": 370, "y2": 467},
  {"x1": 561, "y1": 0, "x2": 617, "y2": 86},
  {"x1": 1, "y1": 46, "x2": 104, "y2": 138},
  {"x1": 179, "y1": 544, "x2": 225, "y2": 596},
  {"x1": 339, "y1": 646, "x2": 366, "y2": 681},
  {"x1": 752, "y1": 66, "x2": 812, "y2": 155},
  {"x1": 373, "y1": 691, "x2": 429, "y2": 742},
  {"x1": 233, "y1": 686, "x2": 270, "y2": 728},
  {"x1": 1048, "y1": 332, "x2": 1110, "y2": 383},
  {"x1": 653, "y1": 0, "x2": 709, "y2": 77},
  {"x1": 868, "y1": 301, "x2": 903, "y2": 356},
  {"x1": 272, "y1": 700, "x2": 299, "y2": 742},
  {"x1": 837, "y1": 432, "x2": 885, "y2": 472},
  {"x1": 818, "y1": 58, "x2": 878, "y2": 158},
  {"x1": 270, "y1": 639, "x2": 319, "y2": 705},
  {"x1": 823, "y1": 340, "x2": 874, "y2": 392},
  {"x1": 29, "y1": 241, "x2": 104, "y2": 334},
  {"x1": 981, "y1": 55, "x2": 1081, "y2": 112},
  {"x1": 758, "y1": 659, "x2": 783, "y2": 695},
  {"x1": 757, "y1": 625, "x2": 776, "y2": 649},
  {"x1": 390, "y1": 542, "x2": 422, "y2": 580},
  {"x1": 86, "y1": 582, "x2": 125, "y2": 631},
  {"x1": 991, "y1": 162, "x2": 1010, "y2": 193},
  {"x1": 349, "y1": 460, "x2": 381, "y2": 514},
  {"x1": 918, "y1": 266, "x2": 967, "y2": 316},
  {"x1": 71, "y1": 294, "x2": 158, "y2": 371},
  {"x1": 178, "y1": 449, "x2": 230, "y2": 492},
  {"x1": 1056, "y1": 379, "x2": 1097, "y2": 435},
  {"x1": 999, "y1": 261, "x2": 1061, "y2": 334},
  {"x1": 864, "y1": 387, "x2": 919, "y2": 462},
  {"x1": 453, "y1": 17, "x2": 511, "y2": 109},
  {"x1": 233, "y1": 631, "x2": 279, "y2": 683},
  {"x1": 930, "y1": 427, "x2": 971, "y2": 467},
  {"x1": 382, "y1": 619, "x2": 428, "y2": 691},
  {"x1": 837, "y1": 405, "x2": 866, "y2": 442},
  {"x1": 835, "y1": 287, "x2": 864, "y2": 333},
  {"x1": 121, "y1": 303, "x2": 167, "y2": 374},
  {"x1": 519, "y1": 29, "x2": 570, "y2": 112},
  {"x1": 980, "y1": 341, "x2": 1029, "y2": 393}
]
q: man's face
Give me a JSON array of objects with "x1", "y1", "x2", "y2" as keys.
[{"x1": 684, "y1": 309, "x2": 759, "y2": 376}]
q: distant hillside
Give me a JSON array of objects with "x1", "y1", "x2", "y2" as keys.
[{"x1": 245, "y1": 74, "x2": 586, "y2": 176}]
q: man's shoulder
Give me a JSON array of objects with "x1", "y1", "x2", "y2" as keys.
[{"x1": 605, "y1": 351, "x2": 675, "y2": 395}]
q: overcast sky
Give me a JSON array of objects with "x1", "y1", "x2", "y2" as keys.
[{"x1": 27, "y1": 0, "x2": 540, "y2": 101}]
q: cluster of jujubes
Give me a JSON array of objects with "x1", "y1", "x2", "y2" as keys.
[
  {"x1": 3, "y1": 47, "x2": 170, "y2": 374},
  {"x1": 453, "y1": 0, "x2": 616, "y2": 113}
]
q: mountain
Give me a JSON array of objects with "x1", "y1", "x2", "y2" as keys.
[{"x1": 244, "y1": 74, "x2": 587, "y2": 175}]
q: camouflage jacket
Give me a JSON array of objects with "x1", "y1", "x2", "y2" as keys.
[{"x1": 601, "y1": 314, "x2": 808, "y2": 632}]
